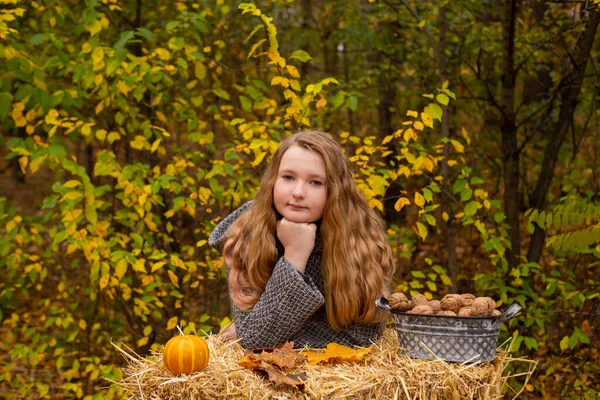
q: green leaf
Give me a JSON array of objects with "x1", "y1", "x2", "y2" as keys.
[
  {"x1": 416, "y1": 221, "x2": 428, "y2": 240},
  {"x1": 115, "y1": 112, "x2": 124, "y2": 126},
  {"x1": 460, "y1": 187, "x2": 473, "y2": 202},
  {"x1": 568, "y1": 334, "x2": 578, "y2": 349},
  {"x1": 30, "y1": 34, "x2": 45, "y2": 45},
  {"x1": 85, "y1": 202, "x2": 97, "y2": 226},
  {"x1": 411, "y1": 270, "x2": 425, "y2": 278},
  {"x1": 331, "y1": 91, "x2": 345, "y2": 108},
  {"x1": 0, "y1": 92, "x2": 12, "y2": 119},
  {"x1": 192, "y1": 20, "x2": 209, "y2": 34},
  {"x1": 42, "y1": 196, "x2": 58, "y2": 210},
  {"x1": 289, "y1": 50, "x2": 312, "y2": 62},
  {"x1": 136, "y1": 28, "x2": 155, "y2": 40},
  {"x1": 48, "y1": 144, "x2": 66, "y2": 159},
  {"x1": 523, "y1": 337, "x2": 538, "y2": 350},
  {"x1": 537, "y1": 211, "x2": 546, "y2": 229},
  {"x1": 239, "y1": 95, "x2": 252, "y2": 112},
  {"x1": 249, "y1": 139, "x2": 266, "y2": 149},
  {"x1": 436, "y1": 93, "x2": 449, "y2": 106},
  {"x1": 166, "y1": 21, "x2": 180, "y2": 31},
  {"x1": 528, "y1": 209, "x2": 539, "y2": 224},
  {"x1": 578, "y1": 331, "x2": 590, "y2": 344},
  {"x1": 511, "y1": 336, "x2": 523, "y2": 352},
  {"x1": 346, "y1": 95, "x2": 357, "y2": 111},
  {"x1": 428, "y1": 103, "x2": 443, "y2": 121},
  {"x1": 423, "y1": 188, "x2": 432, "y2": 202},
  {"x1": 424, "y1": 214, "x2": 436, "y2": 226},
  {"x1": 213, "y1": 88, "x2": 230, "y2": 100},
  {"x1": 114, "y1": 31, "x2": 134, "y2": 54},
  {"x1": 464, "y1": 201, "x2": 477, "y2": 217}
]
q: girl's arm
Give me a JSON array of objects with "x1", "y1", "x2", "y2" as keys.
[
  {"x1": 295, "y1": 317, "x2": 385, "y2": 348},
  {"x1": 225, "y1": 255, "x2": 325, "y2": 349}
]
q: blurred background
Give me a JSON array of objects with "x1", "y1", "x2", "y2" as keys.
[{"x1": 0, "y1": 0, "x2": 598, "y2": 398}]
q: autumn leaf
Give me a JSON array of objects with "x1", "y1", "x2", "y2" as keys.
[
  {"x1": 254, "y1": 366, "x2": 307, "y2": 390},
  {"x1": 300, "y1": 342, "x2": 372, "y2": 366},
  {"x1": 238, "y1": 342, "x2": 308, "y2": 390},
  {"x1": 394, "y1": 197, "x2": 410, "y2": 211},
  {"x1": 238, "y1": 342, "x2": 303, "y2": 369},
  {"x1": 238, "y1": 353, "x2": 262, "y2": 368}
]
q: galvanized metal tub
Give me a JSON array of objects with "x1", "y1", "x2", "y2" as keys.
[{"x1": 376, "y1": 297, "x2": 522, "y2": 363}]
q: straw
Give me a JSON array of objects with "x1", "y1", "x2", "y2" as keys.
[{"x1": 110, "y1": 328, "x2": 536, "y2": 399}]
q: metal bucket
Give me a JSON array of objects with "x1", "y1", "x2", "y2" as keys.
[{"x1": 376, "y1": 297, "x2": 522, "y2": 363}]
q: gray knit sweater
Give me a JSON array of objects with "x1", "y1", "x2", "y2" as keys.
[{"x1": 208, "y1": 201, "x2": 385, "y2": 349}]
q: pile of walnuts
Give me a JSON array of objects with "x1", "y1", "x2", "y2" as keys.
[{"x1": 389, "y1": 293, "x2": 502, "y2": 317}]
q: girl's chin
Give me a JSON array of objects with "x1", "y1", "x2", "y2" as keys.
[{"x1": 281, "y1": 213, "x2": 315, "y2": 224}]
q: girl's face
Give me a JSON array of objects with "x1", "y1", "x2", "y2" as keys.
[{"x1": 273, "y1": 145, "x2": 328, "y2": 223}]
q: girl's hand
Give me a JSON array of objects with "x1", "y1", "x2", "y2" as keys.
[
  {"x1": 220, "y1": 322, "x2": 237, "y2": 341},
  {"x1": 277, "y1": 218, "x2": 316, "y2": 273}
]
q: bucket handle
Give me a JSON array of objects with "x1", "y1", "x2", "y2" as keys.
[
  {"x1": 377, "y1": 296, "x2": 522, "y2": 321},
  {"x1": 500, "y1": 303, "x2": 522, "y2": 321},
  {"x1": 375, "y1": 296, "x2": 392, "y2": 314}
]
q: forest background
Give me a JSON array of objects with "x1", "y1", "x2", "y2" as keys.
[{"x1": 0, "y1": 0, "x2": 599, "y2": 398}]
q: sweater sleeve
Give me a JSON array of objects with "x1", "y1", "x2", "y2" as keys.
[
  {"x1": 226, "y1": 256, "x2": 325, "y2": 349},
  {"x1": 294, "y1": 315, "x2": 385, "y2": 349}
]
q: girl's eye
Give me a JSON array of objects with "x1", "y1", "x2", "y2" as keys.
[
  {"x1": 282, "y1": 175, "x2": 294, "y2": 181},
  {"x1": 310, "y1": 180, "x2": 323, "y2": 186}
]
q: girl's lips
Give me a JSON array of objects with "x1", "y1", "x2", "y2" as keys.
[{"x1": 289, "y1": 204, "x2": 307, "y2": 210}]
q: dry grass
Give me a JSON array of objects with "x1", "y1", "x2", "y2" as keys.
[{"x1": 110, "y1": 328, "x2": 536, "y2": 400}]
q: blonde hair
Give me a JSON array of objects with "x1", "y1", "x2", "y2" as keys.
[{"x1": 223, "y1": 131, "x2": 395, "y2": 330}]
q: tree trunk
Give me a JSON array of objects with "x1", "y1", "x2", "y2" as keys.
[
  {"x1": 527, "y1": 10, "x2": 600, "y2": 263},
  {"x1": 523, "y1": 0, "x2": 551, "y2": 105},
  {"x1": 378, "y1": 54, "x2": 403, "y2": 225},
  {"x1": 501, "y1": 0, "x2": 520, "y2": 269}
]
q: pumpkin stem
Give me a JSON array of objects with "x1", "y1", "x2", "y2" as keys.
[{"x1": 176, "y1": 325, "x2": 185, "y2": 336}]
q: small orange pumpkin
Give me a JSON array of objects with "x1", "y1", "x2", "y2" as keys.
[{"x1": 163, "y1": 335, "x2": 209, "y2": 375}]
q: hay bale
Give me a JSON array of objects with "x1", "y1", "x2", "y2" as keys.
[{"x1": 110, "y1": 329, "x2": 536, "y2": 399}]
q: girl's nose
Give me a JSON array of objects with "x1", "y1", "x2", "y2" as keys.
[{"x1": 292, "y1": 182, "x2": 305, "y2": 198}]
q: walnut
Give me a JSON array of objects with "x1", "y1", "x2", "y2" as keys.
[
  {"x1": 458, "y1": 307, "x2": 473, "y2": 317},
  {"x1": 411, "y1": 294, "x2": 429, "y2": 307},
  {"x1": 409, "y1": 305, "x2": 434, "y2": 314},
  {"x1": 445, "y1": 294, "x2": 464, "y2": 308},
  {"x1": 440, "y1": 295, "x2": 461, "y2": 313},
  {"x1": 492, "y1": 309, "x2": 502, "y2": 317},
  {"x1": 389, "y1": 292, "x2": 412, "y2": 312},
  {"x1": 471, "y1": 297, "x2": 493, "y2": 316},
  {"x1": 437, "y1": 310, "x2": 457, "y2": 316},
  {"x1": 481, "y1": 297, "x2": 497, "y2": 310},
  {"x1": 429, "y1": 300, "x2": 441, "y2": 314},
  {"x1": 460, "y1": 293, "x2": 476, "y2": 307}
]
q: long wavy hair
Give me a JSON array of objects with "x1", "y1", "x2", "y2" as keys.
[{"x1": 222, "y1": 131, "x2": 395, "y2": 330}]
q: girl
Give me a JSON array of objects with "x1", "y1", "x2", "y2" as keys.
[{"x1": 208, "y1": 131, "x2": 395, "y2": 349}]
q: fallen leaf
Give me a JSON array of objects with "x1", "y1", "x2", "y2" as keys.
[
  {"x1": 237, "y1": 342, "x2": 308, "y2": 391},
  {"x1": 239, "y1": 342, "x2": 304, "y2": 369},
  {"x1": 254, "y1": 365, "x2": 307, "y2": 390},
  {"x1": 301, "y1": 342, "x2": 372, "y2": 366},
  {"x1": 238, "y1": 353, "x2": 262, "y2": 369}
]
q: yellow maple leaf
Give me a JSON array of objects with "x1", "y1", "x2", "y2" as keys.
[{"x1": 301, "y1": 342, "x2": 372, "y2": 366}]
